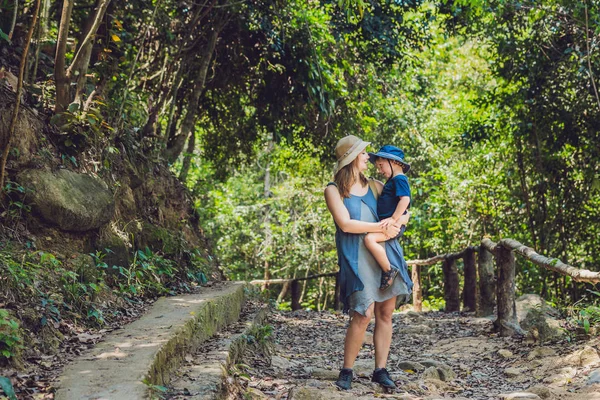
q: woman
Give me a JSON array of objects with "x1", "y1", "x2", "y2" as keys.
[{"x1": 324, "y1": 135, "x2": 412, "y2": 391}]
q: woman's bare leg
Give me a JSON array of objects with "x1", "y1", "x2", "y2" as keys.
[
  {"x1": 373, "y1": 296, "x2": 396, "y2": 369},
  {"x1": 342, "y1": 304, "x2": 374, "y2": 369},
  {"x1": 364, "y1": 232, "x2": 391, "y2": 271}
]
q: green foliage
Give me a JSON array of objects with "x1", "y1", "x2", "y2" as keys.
[
  {"x1": 5, "y1": 0, "x2": 600, "y2": 313},
  {"x1": 141, "y1": 378, "x2": 168, "y2": 400},
  {"x1": 0, "y1": 376, "x2": 17, "y2": 400},
  {"x1": 0, "y1": 310, "x2": 22, "y2": 360},
  {"x1": 243, "y1": 324, "x2": 274, "y2": 345},
  {"x1": 566, "y1": 290, "x2": 600, "y2": 336},
  {"x1": 115, "y1": 247, "x2": 177, "y2": 297},
  {"x1": 0, "y1": 28, "x2": 11, "y2": 44},
  {"x1": 2, "y1": 181, "x2": 31, "y2": 221},
  {"x1": 0, "y1": 250, "x2": 38, "y2": 296},
  {"x1": 577, "y1": 307, "x2": 600, "y2": 335},
  {"x1": 422, "y1": 296, "x2": 446, "y2": 312},
  {"x1": 193, "y1": 137, "x2": 337, "y2": 310}
]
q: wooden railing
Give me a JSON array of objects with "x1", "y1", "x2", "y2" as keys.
[
  {"x1": 250, "y1": 272, "x2": 338, "y2": 311},
  {"x1": 249, "y1": 238, "x2": 600, "y2": 336},
  {"x1": 480, "y1": 238, "x2": 600, "y2": 336}
]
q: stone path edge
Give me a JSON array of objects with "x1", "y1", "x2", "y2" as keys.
[
  {"x1": 226, "y1": 306, "x2": 269, "y2": 369},
  {"x1": 168, "y1": 303, "x2": 270, "y2": 399},
  {"x1": 55, "y1": 281, "x2": 247, "y2": 400},
  {"x1": 148, "y1": 282, "x2": 247, "y2": 387}
]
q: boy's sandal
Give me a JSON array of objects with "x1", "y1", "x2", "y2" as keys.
[{"x1": 379, "y1": 268, "x2": 399, "y2": 290}]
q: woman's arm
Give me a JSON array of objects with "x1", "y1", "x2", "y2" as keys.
[{"x1": 324, "y1": 185, "x2": 400, "y2": 236}]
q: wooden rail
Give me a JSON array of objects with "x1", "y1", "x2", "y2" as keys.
[
  {"x1": 406, "y1": 247, "x2": 477, "y2": 313},
  {"x1": 249, "y1": 238, "x2": 600, "y2": 337},
  {"x1": 250, "y1": 272, "x2": 338, "y2": 311},
  {"x1": 480, "y1": 238, "x2": 600, "y2": 336}
]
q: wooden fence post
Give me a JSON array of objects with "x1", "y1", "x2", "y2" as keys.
[
  {"x1": 443, "y1": 257, "x2": 460, "y2": 312},
  {"x1": 334, "y1": 273, "x2": 341, "y2": 311},
  {"x1": 462, "y1": 248, "x2": 477, "y2": 312},
  {"x1": 291, "y1": 280, "x2": 301, "y2": 311},
  {"x1": 494, "y1": 244, "x2": 522, "y2": 336},
  {"x1": 412, "y1": 265, "x2": 422, "y2": 312},
  {"x1": 477, "y1": 244, "x2": 496, "y2": 317},
  {"x1": 277, "y1": 281, "x2": 291, "y2": 303}
]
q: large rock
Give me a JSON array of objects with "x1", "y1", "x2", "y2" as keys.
[
  {"x1": 17, "y1": 169, "x2": 114, "y2": 231},
  {"x1": 516, "y1": 294, "x2": 563, "y2": 342},
  {"x1": 96, "y1": 225, "x2": 132, "y2": 270},
  {"x1": 563, "y1": 346, "x2": 600, "y2": 367}
]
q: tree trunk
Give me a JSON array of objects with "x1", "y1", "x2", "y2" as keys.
[
  {"x1": 72, "y1": 40, "x2": 94, "y2": 105},
  {"x1": 54, "y1": 0, "x2": 74, "y2": 113},
  {"x1": 70, "y1": 0, "x2": 111, "y2": 105},
  {"x1": 477, "y1": 245, "x2": 496, "y2": 317},
  {"x1": 167, "y1": 29, "x2": 218, "y2": 163},
  {"x1": 291, "y1": 280, "x2": 301, "y2": 311},
  {"x1": 494, "y1": 244, "x2": 522, "y2": 336},
  {"x1": 1, "y1": 0, "x2": 42, "y2": 200},
  {"x1": 261, "y1": 137, "x2": 274, "y2": 289},
  {"x1": 412, "y1": 265, "x2": 422, "y2": 312},
  {"x1": 66, "y1": 0, "x2": 111, "y2": 79},
  {"x1": 443, "y1": 258, "x2": 460, "y2": 312},
  {"x1": 334, "y1": 272, "x2": 341, "y2": 310},
  {"x1": 178, "y1": 123, "x2": 196, "y2": 182},
  {"x1": 462, "y1": 248, "x2": 477, "y2": 312},
  {"x1": 277, "y1": 281, "x2": 290, "y2": 303},
  {"x1": 29, "y1": 0, "x2": 50, "y2": 83},
  {"x1": 8, "y1": 0, "x2": 17, "y2": 40},
  {"x1": 163, "y1": 69, "x2": 184, "y2": 144}
]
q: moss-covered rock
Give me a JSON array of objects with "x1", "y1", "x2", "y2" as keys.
[
  {"x1": 96, "y1": 225, "x2": 132, "y2": 271},
  {"x1": 17, "y1": 169, "x2": 115, "y2": 232},
  {"x1": 137, "y1": 222, "x2": 183, "y2": 255},
  {"x1": 517, "y1": 294, "x2": 564, "y2": 343},
  {"x1": 0, "y1": 86, "x2": 43, "y2": 169}
]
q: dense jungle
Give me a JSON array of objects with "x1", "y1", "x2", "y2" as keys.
[{"x1": 0, "y1": 0, "x2": 600, "y2": 398}]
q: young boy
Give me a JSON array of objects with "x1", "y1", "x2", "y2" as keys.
[{"x1": 365, "y1": 145, "x2": 411, "y2": 290}]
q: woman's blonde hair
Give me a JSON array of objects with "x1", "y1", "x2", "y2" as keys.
[{"x1": 334, "y1": 157, "x2": 368, "y2": 198}]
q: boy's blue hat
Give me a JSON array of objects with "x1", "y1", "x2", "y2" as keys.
[{"x1": 368, "y1": 145, "x2": 411, "y2": 172}]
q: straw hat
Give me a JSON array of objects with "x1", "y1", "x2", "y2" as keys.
[{"x1": 333, "y1": 135, "x2": 371, "y2": 174}]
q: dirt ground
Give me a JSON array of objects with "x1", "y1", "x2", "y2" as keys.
[{"x1": 234, "y1": 309, "x2": 600, "y2": 399}]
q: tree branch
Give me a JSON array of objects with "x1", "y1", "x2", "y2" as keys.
[
  {"x1": 8, "y1": 0, "x2": 18, "y2": 40},
  {"x1": 66, "y1": 0, "x2": 111, "y2": 80},
  {"x1": 54, "y1": 0, "x2": 74, "y2": 112},
  {"x1": 584, "y1": 5, "x2": 600, "y2": 112},
  {"x1": 1, "y1": 0, "x2": 42, "y2": 201}
]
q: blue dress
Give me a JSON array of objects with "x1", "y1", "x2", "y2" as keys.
[{"x1": 330, "y1": 183, "x2": 413, "y2": 315}]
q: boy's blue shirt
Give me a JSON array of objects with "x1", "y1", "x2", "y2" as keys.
[{"x1": 377, "y1": 174, "x2": 411, "y2": 219}]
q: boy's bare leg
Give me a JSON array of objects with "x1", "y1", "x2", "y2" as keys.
[{"x1": 364, "y1": 232, "x2": 391, "y2": 271}]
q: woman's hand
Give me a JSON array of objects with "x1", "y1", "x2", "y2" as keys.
[
  {"x1": 383, "y1": 222, "x2": 401, "y2": 239},
  {"x1": 378, "y1": 217, "x2": 395, "y2": 229}
]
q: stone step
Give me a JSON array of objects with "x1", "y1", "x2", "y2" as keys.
[
  {"x1": 166, "y1": 300, "x2": 269, "y2": 399},
  {"x1": 55, "y1": 281, "x2": 246, "y2": 400}
]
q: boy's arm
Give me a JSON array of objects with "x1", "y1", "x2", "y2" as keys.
[{"x1": 390, "y1": 196, "x2": 410, "y2": 222}]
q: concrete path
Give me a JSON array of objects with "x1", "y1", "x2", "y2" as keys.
[{"x1": 54, "y1": 281, "x2": 246, "y2": 400}]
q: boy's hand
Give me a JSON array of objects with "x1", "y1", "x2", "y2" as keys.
[
  {"x1": 379, "y1": 217, "x2": 395, "y2": 229},
  {"x1": 397, "y1": 212, "x2": 410, "y2": 226}
]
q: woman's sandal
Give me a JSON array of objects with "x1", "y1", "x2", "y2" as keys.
[{"x1": 379, "y1": 267, "x2": 399, "y2": 290}]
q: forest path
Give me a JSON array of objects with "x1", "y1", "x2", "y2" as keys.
[{"x1": 237, "y1": 309, "x2": 600, "y2": 400}]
